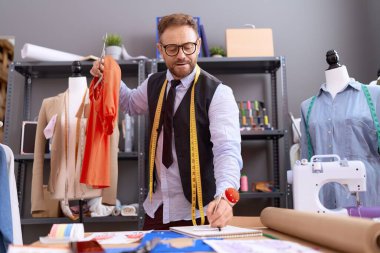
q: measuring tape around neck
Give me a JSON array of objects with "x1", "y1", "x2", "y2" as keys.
[
  {"x1": 362, "y1": 85, "x2": 380, "y2": 153},
  {"x1": 148, "y1": 65, "x2": 205, "y2": 225}
]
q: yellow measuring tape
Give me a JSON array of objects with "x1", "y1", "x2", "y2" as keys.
[{"x1": 148, "y1": 65, "x2": 205, "y2": 225}]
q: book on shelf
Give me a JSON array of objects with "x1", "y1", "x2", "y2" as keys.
[{"x1": 200, "y1": 24, "x2": 210, "y2": 57}]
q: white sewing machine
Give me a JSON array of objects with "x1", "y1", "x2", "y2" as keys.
[{"x1": 287, "y1": 154, "x2": 366, "y2": 215}]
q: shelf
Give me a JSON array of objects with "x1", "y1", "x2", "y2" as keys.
[
  {"x1": 241, "y1": 129, "x2": 284, "y2": 140},
  {"x1": 13, "y1": 60, "x2": 143, "y2": 79},
  {"x1": 239, "y1": 192, "x2": 284, "y2": 199},
  {"x1": 83, "y1": 216, "x2": 138, "y2": 223},
  {"x1": 155, "y1": 57, "x2": 282, "y2": 74},
  {"x1": 8, "y1": 57, "x2": 287, "y2": 234},
  {"x1": 14, "y1": 152, "x2": 138, "y2": 161},
  {"x1": 21, "y1": 216, "x2": 139, "y2": 225},
  {"x1": 21, "y1": 217, "x2": 78, "y2": 225},
  {"x1": 117, "y1": 152, "x2": 139, "y2": 160}
]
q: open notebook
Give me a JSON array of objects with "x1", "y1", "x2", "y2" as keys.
[{"x1": 170, "y1": 225, "x2": 262, "y2": 239}]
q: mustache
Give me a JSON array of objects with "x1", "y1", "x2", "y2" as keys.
[{"x1": 175, "y1": 61, "x2": 190, "y2": 65}]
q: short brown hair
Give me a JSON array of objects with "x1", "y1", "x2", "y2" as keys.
[{"x1": 157, "y1": 13, "x2": 198, "y2": 39}]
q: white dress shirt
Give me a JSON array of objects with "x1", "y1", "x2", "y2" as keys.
[{"x1": 119, "y1": 67, "x2": 242, "y2": 223}]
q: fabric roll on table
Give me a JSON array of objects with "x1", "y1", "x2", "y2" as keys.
[{"x1": 260, "y1": 207, "x2": 380, "y2": 253}]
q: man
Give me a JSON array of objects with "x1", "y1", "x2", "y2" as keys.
[{"x1": 90, "y1": 13, "x2": 242, "y2": 230}]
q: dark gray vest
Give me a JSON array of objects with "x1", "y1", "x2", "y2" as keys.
[{"x1": 147, "y1": 69, "x2": 220, "y2": 207}]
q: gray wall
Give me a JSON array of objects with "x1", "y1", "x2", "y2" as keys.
[
  {"x1": 0, "y1": 0, "x2": 379, "y2": 116},
  {"x1": 367, "y1": 0, "x2": 380, "y2": 72}
]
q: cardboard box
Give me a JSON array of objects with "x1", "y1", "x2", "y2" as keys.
[{"x1": 226, "y1": 28, "x2": 274, "y2": 57}]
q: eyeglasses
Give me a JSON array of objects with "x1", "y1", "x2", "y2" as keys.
[{"x1": 161, "y1": 41, "x2": 198, "y2": 56}]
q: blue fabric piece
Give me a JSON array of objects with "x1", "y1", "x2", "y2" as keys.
[
  {"x1": 0, "y1": 145, "x2": 13, "y2": 253},
  {"x1": 109, "y1": 231, "x2": 216, "y2": 253},
  {"x1": 300, "y1": 81, "x2": 380, "y2": 208}
]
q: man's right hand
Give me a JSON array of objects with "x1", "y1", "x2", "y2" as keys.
[{"x1": 89, "y1": 59, "x2": 104, "y2": 77}]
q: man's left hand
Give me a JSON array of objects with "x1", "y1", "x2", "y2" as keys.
[{"x1": 206, "y1": 198, "x2": 233, "y2": 228}]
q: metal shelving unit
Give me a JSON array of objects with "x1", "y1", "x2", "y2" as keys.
[
  {"x1": 240, "y1": 129, "x2": 285, "y2": 140},
  {"x1": 149, "y1": 56, "x2": 289, "y2": 210},
  {"x1": 5, "y1": 60, "x2": 147, "y2": 232},
  {"x1": 5, "y1": 57, "x2": 289, "y2": 241},
  {"x1": 83, "y1": 216, "x2": 138, "y2": 223},
  {"x1": 14, "y1": 152, "x2": 139, "y2": 161},
  {"x1": 239, "y1": 192, "x2": 285, "y2": 199}
]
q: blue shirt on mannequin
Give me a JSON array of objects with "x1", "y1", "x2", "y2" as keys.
[{"x1": 301, "y1": 80, "x2": 380, "y2": 208}]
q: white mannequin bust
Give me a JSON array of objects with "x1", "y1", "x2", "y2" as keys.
[
  {"x1": 68, "y1": 76, "x2": 87, "y2": 118},
  {"x1": 325, "y1": 65, "x2": 350, "y2": 99}
]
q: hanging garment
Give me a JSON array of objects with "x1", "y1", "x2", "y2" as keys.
[
  {"x1": 80, "y1": 56, "x2": 120, "y2": 189},
  {"x1": 0, "y1": 145, "x2": 12, "y2": 253},
  {"x1": 300, "y1": 81, "x2": 380, "y2": 208},
  {"x1": 0, "y1": 144, "x2": 22, "y2": 245},
  {"x1": 32, "y1": 89, "x2": 117, "y2": 216}
]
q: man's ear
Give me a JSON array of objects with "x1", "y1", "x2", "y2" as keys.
[{"x1": 157, "y1": 43, "x2": 164, "y2": 56}]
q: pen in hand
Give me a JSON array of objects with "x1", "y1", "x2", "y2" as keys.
[{"x1": 212, "y1": 194, "x2": 223, "y2": 231}]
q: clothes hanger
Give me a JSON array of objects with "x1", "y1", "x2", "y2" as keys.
[{"x1": 93, "y1": 33, "x2": 107, "y2": 90}]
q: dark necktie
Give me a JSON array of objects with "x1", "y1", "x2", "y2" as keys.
[{"x1": 162, "y1": 79, "x2": 181, "y2": 168}]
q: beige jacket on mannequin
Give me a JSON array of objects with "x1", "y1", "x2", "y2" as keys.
[{"x1": 31, "y1": 90, "x2": 118, "y2": 216}]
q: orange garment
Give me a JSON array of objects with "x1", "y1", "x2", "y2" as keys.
[{"x1": 80, "y1": 56, "x2": 121, "y2": 188}]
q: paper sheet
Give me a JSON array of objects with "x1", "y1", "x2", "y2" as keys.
[
  {"x1": 170, "y1": 225, "x2": 262, "y2": 239},
  {"x1": 204, "y1": 239, "x2": 319, "y2": 253},
  {"x1": 21, "y1": 43, "x2": 86, "y2": 61},
  {"x1": 83, "y1": 231, "x2": 149, "y2": 245},
  {"x1": 8, "y1": 245, "x2": 70, "y2": 253}
]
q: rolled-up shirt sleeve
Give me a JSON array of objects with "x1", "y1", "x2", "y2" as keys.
[
  {"x1": 208, "y1": 84, "x2": 243, "y2": 197},
  {"x1": 119, "y1": 78, "x2": 149, "y2": 116}
]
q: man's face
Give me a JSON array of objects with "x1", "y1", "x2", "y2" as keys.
[{"x1": 157, "y1": 25, "x2": 201, "y2": 80}]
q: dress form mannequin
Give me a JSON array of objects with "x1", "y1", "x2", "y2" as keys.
[
  {"x1": 68, "y1": 61, "x2": 87, "y2": 118},
  {"x1": 56, "y1": 61, "x2": 92, "y2": 202},
  {"x1": 369, "y1": 68, "x2": 380, "y2": 86},
  {"x1": 324, "y1": 50, "x2": 350, "y2": 99},
  {"x1": 60, "y1": 61, "x2": 101, "y2": 220},
  {"x1": 300, "y1": 50, "x2": 380, "y2": 209}
]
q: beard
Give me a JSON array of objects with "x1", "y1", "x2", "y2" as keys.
[{"x1": 167, "y1": 59, "x2": 196, "y2": 79}]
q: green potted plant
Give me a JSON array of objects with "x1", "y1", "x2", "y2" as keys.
[
  {"x1": 209, "y1": 46, "x2": 226, "y2": 57},
  {"x1": 105, "y1": 33, "x2": 123, "y2": 60}
]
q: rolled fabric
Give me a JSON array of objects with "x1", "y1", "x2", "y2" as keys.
[
  {"x1": 88, "y1": 197, "x2": 121, "y2": 217},
  {"x1": 60, "y1": 200, "x2": 79, "y2": 221},
  {"x1": 260, "y1": 207, "x2": 380, "y2": 253},
  {"x1": 346, "y1": 206, "x2": 380, "y2": 219},
  {"x1": 121, "y1": 203, "x2": 139, "y2": 216},
  {"x1": 112, "y1": 206, "x2": 121, "y2": 216},
  {"x1": 21, "y1": 43, "x2": 84, "y2": 61}
]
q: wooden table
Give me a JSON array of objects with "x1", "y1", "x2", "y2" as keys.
[
  {"x1": 228, "y1": 216, "x2": 338, "y2": 253},
  {"x1": 29, "y1": 216, "x2": 339, "y2": 253}
]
